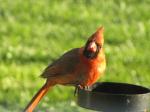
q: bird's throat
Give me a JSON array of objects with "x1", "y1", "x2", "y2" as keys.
[{"x1": 83, "y1": 49, "x2": 99, "y2": 59}]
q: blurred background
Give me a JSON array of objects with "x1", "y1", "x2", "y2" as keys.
[{"x1": 0, "y1": 0, "x2": 149, "y2": 111}]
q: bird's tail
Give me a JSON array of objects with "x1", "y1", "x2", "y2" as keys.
[{"x1": 24, "y1": 82, "x2": 54, "y2": 112}]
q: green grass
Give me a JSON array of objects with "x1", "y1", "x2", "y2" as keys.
[{"x1": 0, "y1": 0, "x2": 150, "y2": 111}]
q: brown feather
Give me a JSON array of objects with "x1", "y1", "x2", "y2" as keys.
[{"x1": 41, "y1": 48, "x2": 80, "y2": 78}]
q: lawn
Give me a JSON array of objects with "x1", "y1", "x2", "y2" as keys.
[{"x1": 0, "y1": 0, "x2": 150, "y2": 111}]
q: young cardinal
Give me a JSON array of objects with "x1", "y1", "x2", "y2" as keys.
[{"x1": 24, "y1": 27, "x2": 106, "y2": 112}]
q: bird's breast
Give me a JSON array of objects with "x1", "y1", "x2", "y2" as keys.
[
  {"x1": 78, "y1": 48, "x2": 106, "y2": 86},
  {"x1": 77, "y1": 62, "x2": 101, "y2": 86}
]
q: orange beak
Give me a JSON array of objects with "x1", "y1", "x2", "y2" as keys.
[{"x1": 87, "y1": 41, "x2": 97, "y2": 52}]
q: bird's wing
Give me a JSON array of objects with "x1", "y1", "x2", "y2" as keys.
[{"x1": 41, "y1": 48, "x2": 80, "y2": 78}]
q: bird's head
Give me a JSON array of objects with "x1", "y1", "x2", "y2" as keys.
[{"x1": 83, "y1": 26, "x2": 104, "y2": 59}]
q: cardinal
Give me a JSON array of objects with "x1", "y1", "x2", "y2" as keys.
[{"x1": 24, "y1": 27, "x2": 106, "y2": 112}]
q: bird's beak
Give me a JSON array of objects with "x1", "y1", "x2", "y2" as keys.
[{"x1": 87, "y1": 41, "x2": 97, "y2": 52}]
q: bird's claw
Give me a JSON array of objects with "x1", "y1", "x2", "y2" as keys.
[
  {"x1": 74, "y1": 85, "x2": 81, "y2": 96},
  {"x1": 74, "y1": 85, "x2": 92, "y2": 96}
]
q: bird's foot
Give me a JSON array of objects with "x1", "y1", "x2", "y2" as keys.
[
  {"x1": 74, "y1": 85, "x2": 83, "y2": 96},
  {"x1": 83, "y1": 86, "x2": 91, "y2": 91},
  {"x1": 74, "y1": 85, "x2": 92, "y2": 96}
]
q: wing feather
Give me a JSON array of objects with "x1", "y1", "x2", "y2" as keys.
[{"x1": 41, "y1": 48, "x2": 80, "y2": 78}]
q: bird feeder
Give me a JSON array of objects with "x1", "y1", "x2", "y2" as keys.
[{"x1": 77, "y1": 82, "x2": 150, "y2": 112}]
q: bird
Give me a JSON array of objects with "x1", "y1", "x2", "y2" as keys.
[{"x1": 24, "y1": 26, "x2": 106, "y2": 112}]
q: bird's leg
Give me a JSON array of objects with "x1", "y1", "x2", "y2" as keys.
[{"x1": 74, "y1": 85, "x2": 83, "y2": 96}]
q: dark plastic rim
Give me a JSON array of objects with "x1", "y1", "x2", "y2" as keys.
[
  {"x1": 91, "y1": 82, "x2": 150, "y2": 95},
  {"x1": 77, "y1": 82, "x2": 150, "y2": 112}
]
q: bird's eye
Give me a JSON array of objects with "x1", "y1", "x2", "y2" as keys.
[
  {"x1": 96, "y1": 43, "x2": 102, "y2": 49},
  {"x1": 99, "y1": 45, "x2": 102, "y2": 49}
]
